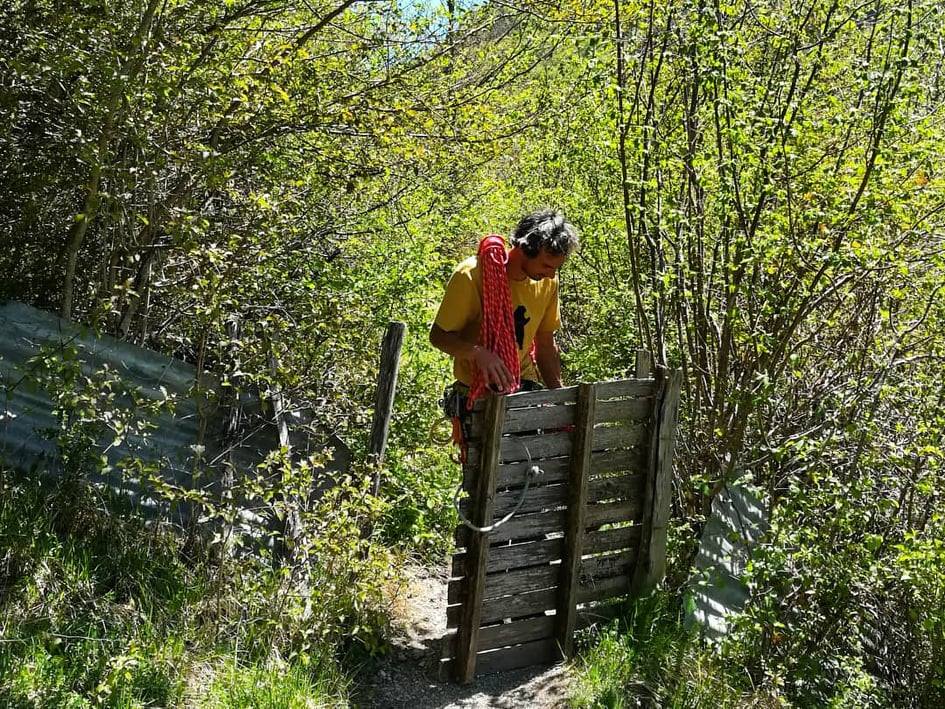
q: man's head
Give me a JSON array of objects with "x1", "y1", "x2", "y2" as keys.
[{"x1": 510, "y1": 208, "x2": 579, "y2": 281}]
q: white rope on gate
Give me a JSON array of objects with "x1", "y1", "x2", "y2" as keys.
[{"x1": 454, "y1": 439, "x2": 543, "y2": 534}]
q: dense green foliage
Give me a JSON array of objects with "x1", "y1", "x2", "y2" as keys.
[
  {"x1": 0, "y1": 471, "x2": 351, "y2": 706},
  {"x1": 2, "y1": 0, "x2": 944, "y2": 705}
]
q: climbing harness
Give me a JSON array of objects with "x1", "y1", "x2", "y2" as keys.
[
  {"x1": 453, "y1": 439, "x2": 543, "y2": 534},
  {"x1": 439, "y1": 384, "x2": 472, "y2": 464}
]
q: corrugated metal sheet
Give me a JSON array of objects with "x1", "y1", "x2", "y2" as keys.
[
  {"x1": 0, "y1": 300, "x2": 282, "y2": 522},
  {"x1": 685, "y1": 484, "x2": 769, "y2": 640}
]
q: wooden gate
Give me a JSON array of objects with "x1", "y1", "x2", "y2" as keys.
[{"x1": 441, "y1": 364, "x2": 681, "y2": 683}]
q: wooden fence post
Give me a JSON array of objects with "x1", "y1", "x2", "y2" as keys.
[
  {"x1": 635, "y1": 349, "x2": 652, "y2": 379},
  {"x1": 556, "y1": 382, "x2": 597, "y2": 657},
  {"x1": 632, "y1": 367, "x2": 681, "y2": 595},
  {"x1": 455, "y1": 393, "x2": 505, "y2": 684},
  {"x1": 368, "y1": 321, "x2": 406, "y2": 491}
]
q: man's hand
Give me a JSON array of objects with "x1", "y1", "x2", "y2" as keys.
[
  {"x1": 429, "y1": 324, "x2": 515, "y2": 392},
  {"x1": 472, "y1": 345, "x2": 515, "y2": 392}
]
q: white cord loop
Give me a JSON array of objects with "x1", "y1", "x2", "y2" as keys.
[{"x1": 454, "y1": 440, "x2": 542, "y2": 534}]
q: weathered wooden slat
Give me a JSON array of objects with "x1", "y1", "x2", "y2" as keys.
[
  {"x1": 368, "y1": 321, "x2": 405, "y2": 470},
  {"x1": 461, "y1": 460, "x2": 477, "y2": 490},
  {"x1": 483, "y1": 563, "x2": 559, "y2": 600},
  {"x1": 468, "y1": 424, "x2": 647, "y2": 469},
  {"x1": 450, "y1": 562, "x2": 559, "y2": 605},
  {"x1": 597, "y1": 378, "x2": 658, "y2": 400},
  {"x1": 471, "y1": 387, "x2": 578, "y2": 413},
  {"x1": 493, "y1": 456, "x2": 570, "y2": 489},
  {"x1": 631, "y1": 368, "x2": 681, "y2": 596},
  {"x1": 591, "y1": 423, "x2": 647, "y2": 451},
  {"x1": 464, "y1": 470, "x2": 644, "y2": 521},
  {"x1": 577, "y1": 574, "x2": 633, "y2": 604},
  {"x1": 447, "y1": 576, "x2": 465, "y2": 604},
  {"x1": 589, "y1": 471, "x2": 645, "y2": 503},
  {"x1": 455, "y1": 394, "x2": 505, "y2": 684},
  {"x1": 455, "y1": 509, "x2": 566, "y2": 547},
  {"x1": 447, "y1": 587, "x2": 558, "y2": 628},
  {"x1": 454, "y1": 546, "x2": 635, "y2": 604},
  {"x1": 504, "y1": 403, "x2": 576, "y2": 434},
  {"x1": 441, "y1": 638, "x2": 562, "y2": 676},
  {"x1": 580, "y1": 549, "x2": 635, "y2": 585},
  {"x1": 595, "y1": 398, "x2": 652, "y2": 426},
  {"x1": 470, "y1": 403, "x2": 576, "y2": 438},
  {"x1": 441, "y1": 615, "x2": 556, "y2": 657},
  {"x1": 577, "y1": 600, "x2": 626, "y2": 630},
  {"x1": 456, "y1": 497, "x2": 642, "y2": 548},
  {"x1": 504, "y1": 387, "x2": 578, "y2": 408},
  {"x1": 585, "y1": 499, "x2": 643, "y2": 528},
  {"x1": 584, "y1": 525, "x2": 641, "y2": 556},
  {"x1": 557, "y1": 382, "x2": 595, "y2": 657},
  {"x1": 475, "y1": 448, "x2": 646, "y2": 491},
  {"x1": 650, "y1": 371, "x2": 679, "y2": 573},
  {"x1": 477, "y1": 616, "x2": 555, "y2": 652},
  {"x1": 465, "y1": 431, "x2": 570, "y2": 467},
  {"x1": 451, "y1": 524, "x2": 641, "y2": 577},
  {"x1": 453, "y1": 537, "x2": 562, "y2": 576},
  {"x1": 589, "y1": 448, "x2": 647, "y2": 477},
  {"x1": 500, "y1": 430, "x2": 571, "y2": 462},
  {"x1": 635, "y1": 349, "x2": 653, "y2": 379},
  {"x1": 473, "y1": 482, "x2": 566, "y2": 519},
  {"x1": 476, "y1": 638, "x2": 562, "y2": 674}
]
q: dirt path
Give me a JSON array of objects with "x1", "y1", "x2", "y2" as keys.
[{"x1": 355, "y1": 563, "x2": 572, "y2": 709}]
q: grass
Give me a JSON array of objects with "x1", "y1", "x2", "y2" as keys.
[
  {"x1": 0, "y1": 471, "x2": 352, "y2": 708},
  {"x1": 194, "y1": 657, "x2": 345, "y2": 709},
  {"x1": 569, "y1": 592, "x2": 781, "y2": 709}
]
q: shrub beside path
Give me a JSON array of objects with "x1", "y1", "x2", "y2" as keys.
[{"x1": 356, "y1": 563, "x2": 571, "y2": 708}]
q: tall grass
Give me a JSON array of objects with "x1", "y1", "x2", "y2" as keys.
[
  {"x1": 570, "y1": 592, "x2": 779, "y2": 709},
  {"x1": 0, "y1": 471, "x2": 357, "y2": 707}
]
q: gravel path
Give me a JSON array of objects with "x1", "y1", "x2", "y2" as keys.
[{"x1": 355, "y1": 563, "x2": 572, "y2": 709}]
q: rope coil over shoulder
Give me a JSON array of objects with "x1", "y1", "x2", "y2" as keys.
[
  {"x1": 449, "y1": 235, "x2": 521, "y2": 464},
  {"x1": 467, "y1": 235, "x2": 521, "y2": 407}
]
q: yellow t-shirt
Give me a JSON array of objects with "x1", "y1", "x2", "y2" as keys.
[{"x1": 433, "y1": 254, "x2": 561, "y2": 386}]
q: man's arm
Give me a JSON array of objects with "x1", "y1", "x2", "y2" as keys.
[
  {"x1": 534, "y1": 330, "x2": 563, "y2": 389},
  {"x1": 429, "y1": 324, "x2": 515, "y2": 391}
]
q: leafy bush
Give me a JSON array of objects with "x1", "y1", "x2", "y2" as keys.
[{"x1": 726, "y1": 475, "x2": 945, "y2": 707}]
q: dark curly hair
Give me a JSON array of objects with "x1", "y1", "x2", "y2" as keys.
[{"x1": 510, "y1": 208, "x2": 580, "y2": 258}]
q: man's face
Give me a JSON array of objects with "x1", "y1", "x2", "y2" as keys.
[{"x1": 523, "y1": 248, "x2": 568, "y2": 281}]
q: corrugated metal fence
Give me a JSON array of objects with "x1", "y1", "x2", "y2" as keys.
[{"x1": 0, "y1": 300, "x2": 287, "y2": 524}]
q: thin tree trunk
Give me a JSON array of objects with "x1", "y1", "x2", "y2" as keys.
[
  {"x1": 59, "y1": 0, "x2": 161, "y2": 321},
  {"x1": 614, "y1": 0, "x2": 651, "y2": 353}
]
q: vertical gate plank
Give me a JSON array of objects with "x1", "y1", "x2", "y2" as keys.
[
  {"x1": 455, "y1": 394, "x2": 505, "y2": 684},
  {"x1": 556, "y1": 382, "x2": 597, "y2": 657},
  {"x1": 632, "y1": 368, "x2": 681, "y2": 594},
  {"x1": 649, "y1": 369, "x2": 681, "y2": 585}
]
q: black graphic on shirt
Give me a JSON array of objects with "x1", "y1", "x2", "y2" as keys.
[{"x1": 514, "y1": 305, "x2": 530, "y2": 349}]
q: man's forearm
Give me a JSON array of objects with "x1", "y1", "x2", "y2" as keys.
[
  {"x1": 535, "y1": 335, "x2": 563, "y2": 389},
  {"x1": 430, "y1": 324, "x2": 478, "y2": 362}
]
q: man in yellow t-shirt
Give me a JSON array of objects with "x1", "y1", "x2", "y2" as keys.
[{"x1": 430, "y1": 208, "x2": 579, "y2": 394}]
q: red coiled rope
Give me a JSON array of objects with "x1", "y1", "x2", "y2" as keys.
[{"x1": 467, "y1": 235, "x2": 521, "y2": 408}]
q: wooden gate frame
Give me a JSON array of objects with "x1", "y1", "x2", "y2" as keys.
[{"x1": 443, "y1": 360, "x2": 681, "y2": 683}]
